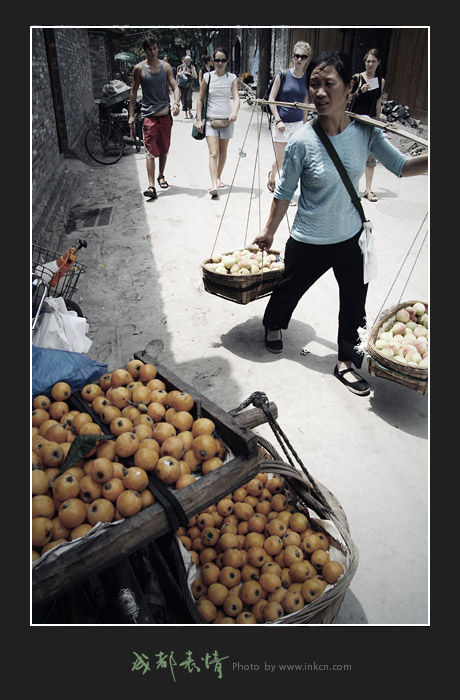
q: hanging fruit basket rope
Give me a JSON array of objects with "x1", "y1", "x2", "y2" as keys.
[
  {"x1": 202, "y1": 101, "x2": 287, "y2": 305},
  {"x1": 229, "y1": 391, "x2": 333, "y2": 514}
]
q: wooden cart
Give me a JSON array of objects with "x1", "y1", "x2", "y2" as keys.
[{"x1": 32, "y1": 352, "x2": 277, "y2": 614}]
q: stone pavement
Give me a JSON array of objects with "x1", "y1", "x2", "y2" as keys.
[{"x1": 61, "y1": 92, "x2": 429, "y2": 625}]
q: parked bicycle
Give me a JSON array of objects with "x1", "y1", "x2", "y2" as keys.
[
  {"x1": 84, "y1": 100, "x2": 143, "y2": 166},
  {"x1": 32, "y1": 239, "x2": 87, "y2": 330}
]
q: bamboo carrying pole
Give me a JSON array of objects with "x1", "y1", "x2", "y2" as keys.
[{"x1": 255, "y1": 99, "x2": 428, "y2": 147}]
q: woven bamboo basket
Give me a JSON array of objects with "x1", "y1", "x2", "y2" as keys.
[
  {"x1": 201, "y1": 249, "x2": 284, "y2": 305},
  {"x1": 366, "y1": 300, "x2": 428, "y2": 395},
  {"x1": 174, "y1": 441, "x2": 358, "y2": 625}
]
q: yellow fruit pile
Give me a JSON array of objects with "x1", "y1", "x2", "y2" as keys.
[
  {"x1": 176, "y1": 471, "x2": 345, "y2": 624},
  {"x1": 31, "y1": 360, "x2": 229, "y2": 562}
]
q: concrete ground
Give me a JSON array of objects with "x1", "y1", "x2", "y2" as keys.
[{"x1": 62, "y1": 93, "x2": 429, "y2": 625}]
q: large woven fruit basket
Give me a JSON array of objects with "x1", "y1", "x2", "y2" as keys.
[
  {"x1": 173, "y1": 441, "x2": 358, "y2": 625},
  {"x1": 201, "y1": 249, "x2": 284, "y2": 305},
  {"x1": 366, "y1": 300, "x2": 428, "y2": 395}
]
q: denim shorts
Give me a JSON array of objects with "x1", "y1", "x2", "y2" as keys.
[{"x1": 205, "y1": 119, "x2": 235, "y2": 139}]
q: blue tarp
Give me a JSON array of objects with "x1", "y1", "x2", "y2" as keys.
[{"x1": 32, "y1": 345, "x2": 108, "y2": 398}]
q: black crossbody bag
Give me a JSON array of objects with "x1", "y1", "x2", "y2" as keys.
[{"x1": 311, "y1": 117, "x2": 377, "y2": 283}]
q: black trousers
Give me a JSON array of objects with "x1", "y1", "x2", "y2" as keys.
[{"x1": 263, "y1": 231, "x2": 368, "y2": 368}]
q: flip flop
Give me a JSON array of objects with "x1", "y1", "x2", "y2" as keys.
[
  {"x1": 209, "y1": 188, "x2": 218, "y2": 197},
  {"x1": 267, "y1": 171, "x2": 276, "y2": 192},
  {"x1": 157, "y1": 175, "x2": 169, "y2": 189}
]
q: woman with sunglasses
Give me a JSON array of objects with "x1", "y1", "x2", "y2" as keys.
[
  {"x1": 349, "y1": 48, "x2": 385, "y2": 202},
  {"x1": 267, "y1": 42, "x2": 312, "y2": 201},
  {"x1": 196, "y1": 47, "x2": 240, "y2": 197},
  {"x1": 253, "y1": 50, "x2": 428, "y2": 397}
]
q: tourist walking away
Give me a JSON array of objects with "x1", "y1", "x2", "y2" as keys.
[
  {"x1": 267, "y1": 41, "x2": 312, "y2": 203},
  {"x1": 177, "y1": 56, "x2": 197, "y2": 119},
  {"x1": 252, "y1": 50, "x2": 428, "y2": 396},
  {"x1": 195, "y1": 47, "x2": 240, "y2": 197},
  {"x1": 349, "y1": 48, "x2": 386, "y2": 202},
  {"x1": 199, "y1": 54, "x2": 213, "y2": 85},
  {"x1": 129, "y1": 34, "x2": 180, "y2": 199}
]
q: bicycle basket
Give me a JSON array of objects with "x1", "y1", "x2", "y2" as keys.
[{"x1": 32, "y1": 243, "x2": 87, "y2": 305}]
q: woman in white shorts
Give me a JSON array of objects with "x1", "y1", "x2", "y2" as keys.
[
  {"x1": 196, "y1": 47, "x2": 240, "y2": 197},
  {"x1": 267, "y1": 42, "x2": 312, "y2": 202}
]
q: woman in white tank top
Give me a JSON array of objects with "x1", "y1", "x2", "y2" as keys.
[{"x1": 196, "y1": 48, "x2": 240, "y2": 197}]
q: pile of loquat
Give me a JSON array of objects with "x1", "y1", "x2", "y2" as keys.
[
  {"x1": 32, "y1": 359, "x2": 230, "y2": 562},
  {"x1": 176, "y1": 472, "x2": 345, "y2": 624}
]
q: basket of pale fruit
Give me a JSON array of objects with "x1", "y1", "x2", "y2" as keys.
[
  {"x1": 366, "y1": 301, "x2": 428, "y2": 394},
  {"x1": 201, "y1": 248, "x2": 284, "y2": 305}
]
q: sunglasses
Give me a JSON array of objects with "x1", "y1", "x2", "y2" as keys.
[
  {"x1": 294, "y1": 54, "x2": 309, "y2": 60},
  {"x1": 214, "y1": 58, "x2": 227, "y2": 63}
]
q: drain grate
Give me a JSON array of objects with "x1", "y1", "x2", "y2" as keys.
[
  {"x1": 66, "y1": 206, "x2": 114, "y2": 232},
  {"x1": 82, "y1": 209, "x2": 100, "y2": 227},
  {"x1": 97, "y1": 207, "x2": 113, "y2": 226}
]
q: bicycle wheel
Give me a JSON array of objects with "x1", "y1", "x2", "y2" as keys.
[
  {"x1": 64, "y1": 299, "x2": 84, "y2": 317},
  {"x1": 85, "y1": 122, "x2": 124, "y2": 165}
]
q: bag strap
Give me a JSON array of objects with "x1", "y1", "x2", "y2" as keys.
[{"x1": 311, "y1": 117, "x2": 367, "y2": 224}]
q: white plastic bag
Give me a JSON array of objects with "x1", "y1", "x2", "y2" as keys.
[
  {"x1": 358, "y1": 220, "x2": 378, "y2": 284},
  {"x1": 32, "y1": 297, "x2": 92, "y2": 353}
]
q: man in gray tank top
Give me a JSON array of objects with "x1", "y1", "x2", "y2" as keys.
[{"x1": 129, "y1": 34, "x2": 180, "y2": 199}]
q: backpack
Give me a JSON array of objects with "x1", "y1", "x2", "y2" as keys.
[{"x1": 262, "y1": 70, "x2": 287, "y2": 114}]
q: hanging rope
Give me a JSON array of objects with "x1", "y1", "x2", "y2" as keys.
[
  {"x1": 209, "y1": 98, "x2": 293, "y2": 260},
  {"x1": 243, "y1": 103, "x2": 264, "y2": 248},
  {"x1": 210, "y1": 100, "x2": 259, "y2": 259},
  {"x1": 266, "y1": 107, "x2": 295, "y2": 235},
  {"x1": 229, "y1": 391, "x2": 332, "y2": 513},
  {"x1": 374, "y1": 211, "x2": 428, "y2": 322}
]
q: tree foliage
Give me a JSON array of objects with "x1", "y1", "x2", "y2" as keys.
[{"x1": 114, "y1": 27, "x2": 220, "y2": 64}]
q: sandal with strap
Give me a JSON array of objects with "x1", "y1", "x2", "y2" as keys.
[
  {"x1": 157, "y1": 175, "x2": 169, "y2": 189},
  {"x1": 143, "y1": 186, "x2": 157, "y2": 199},
  {"x1": 334, "y1": 365, "x2": 370, "y2": 396},
  {"x1": 363, "y1": 190, "x2": 378, "y2": 202}
]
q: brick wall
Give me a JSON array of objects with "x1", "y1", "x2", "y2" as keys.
[
  {"x1": 31, "y1": 28, "x2": 64, "y2": 233},
  {"x1": 88, "y1": 30, "x2": 112, "y2": 99},
  {"x1": 31, "y1": 28, "x2": 101, "y2": 248},
  {"x1": 53, "y1": 28, "x2": 96, "y2": 155}
]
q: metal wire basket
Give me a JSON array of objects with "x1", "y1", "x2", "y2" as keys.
[{"x1": 32, "y1": 243, "x2": 87, "y2": 305}]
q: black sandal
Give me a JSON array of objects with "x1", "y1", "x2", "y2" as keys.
[
  {"x1": 157, "y1": 175, "x2": 169, "y2": 189},
  {"x1": 334, "y1": 365, "x2": 370, "y2": 396},
  {"x1": 143, "y1": 186, "x2": 157, "y2": 199},
  {"x1": 265, "y1": 328, "x2": 283, "y2": 354}
]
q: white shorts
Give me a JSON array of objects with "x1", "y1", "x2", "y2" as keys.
[
  {"x1": 205, "y1": 119, "x2": 235, "y2": 139},
  {"x1": 271, "y1": 119, "x2": 305, "y2": 144}
]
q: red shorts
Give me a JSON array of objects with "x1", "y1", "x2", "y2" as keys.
[{"x1": 143, "y1": 113, "x2": 173, "y2": 158}]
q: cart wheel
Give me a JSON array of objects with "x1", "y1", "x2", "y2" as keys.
[
  {"x1": 85, "y1": 122, "x2": 124, "y2": 165},
  {"x1": 65, "y1": 299, "x2": 84, "y2": 317}
]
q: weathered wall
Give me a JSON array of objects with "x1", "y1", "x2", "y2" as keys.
[{"x1": 32, "y1": 29, "x2": 64, "y2": 229}]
